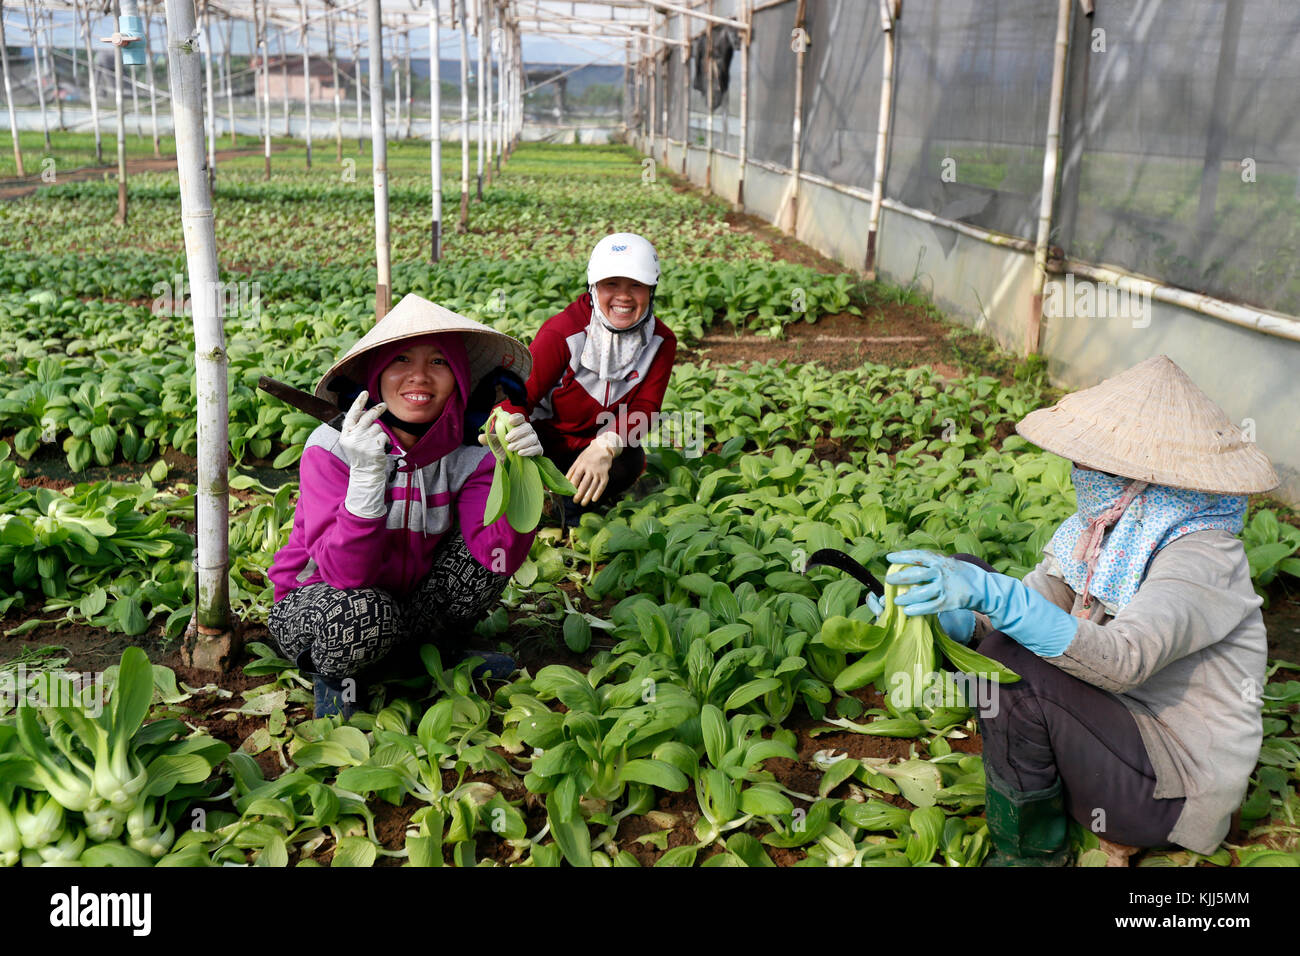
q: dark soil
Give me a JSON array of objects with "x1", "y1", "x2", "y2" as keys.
[
  {"x1": 680, "y1": 307, "x2": 968, "y2": 373},
  {"x1": 0, "y1": 146, "x2": 282, "y2": 201}
]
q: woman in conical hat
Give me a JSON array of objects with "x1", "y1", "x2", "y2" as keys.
[
  {"x1": 881, "y1": 356, "x2": 1276, "y2": 865},
  {"x1": 267, "y1": 295, "x2": 539, "y2": 718}
]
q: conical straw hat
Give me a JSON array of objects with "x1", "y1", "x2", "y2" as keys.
[
  {"x1": 315, "y1": 294, "x2": 532, "y2": 408},
  {"x1": 1016, "y1": 355, "x2": 1278, "y2": 494}
]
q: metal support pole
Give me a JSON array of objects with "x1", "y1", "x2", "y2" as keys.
[
  {"x1": 113, "y1": 0, "x2": 128, "y2": 222},
  {"x1": 300, "y1": 0, "x2": 311, "y2": 168},
  {"x1": 1027, "y1": 0, "x2": 1072, "y2": 357},
  {"x1": 162, "y1": 0, "x2": 230, "y2": 644},
  {"x1": 865, "y1": 0, "x2": 898, "y2": 279},
  {"x1": 429, "y1": 0, "x2": 441, "y2": 262},
  {"x1": 0, "y1": 2, "x2": 22, "y2": 177},
  {"x1": 368, "y1": 0, "x2": 391, "y2": 319}
]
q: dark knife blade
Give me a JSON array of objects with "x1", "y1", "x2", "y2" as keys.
[
  {"x1": 803, "y1": 548, "x2": 885, "y2": 604},
  {"x1": 257, "y1": 376, "x2": 344, "y2": 430}
]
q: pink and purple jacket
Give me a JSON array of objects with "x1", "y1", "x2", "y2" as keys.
[{"x1": 269, "y1": 334, "x2": 535, "y2": 602}]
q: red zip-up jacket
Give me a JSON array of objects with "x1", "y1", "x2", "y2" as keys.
[{"x1": 507, "y1": 295, "x2": 676, "y2": 454}]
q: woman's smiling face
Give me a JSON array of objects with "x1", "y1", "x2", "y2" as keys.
[
  {"x1": 377, "y1": 342, "x2": 456, "y2": 424},
  {"x1": 594, "y1": 276, "x2": 651, "y2": 329}
]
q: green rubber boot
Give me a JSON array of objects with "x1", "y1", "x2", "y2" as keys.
[{"x1": 983, "y1": 766, "x2": 1071, "y2": 867}]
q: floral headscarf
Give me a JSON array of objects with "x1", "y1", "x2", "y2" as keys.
[{"x1": 1045, "y1": 467, "x2": 1248, "y2": 614}]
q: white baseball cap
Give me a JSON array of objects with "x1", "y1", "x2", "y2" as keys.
[{"x1": 587, "y1": 233, "x2": 660, "y2": 287}]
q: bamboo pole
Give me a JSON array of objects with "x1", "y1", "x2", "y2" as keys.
[
  {"x1": 349, "y1": 14, "x2": 362, "y2": 152},
  {"x1": 327, "y1": 6, "x2": 340, "y2": 161},
  {"x1": 475, "y1": 0, "x2": 483, "y2": 199},
  {"x1": 23, "y1": 0, "x2": 50, "y2": 150},
  {"x1": 390, "y1": 40, "x2": 399, "y2": 139},
  {"x1": 257, "y1": 0, "x2": 271, "y2": 177},
  {"x1": 429, "y1": 0, "x2": 441, "y2": 262},
  {"x1": 113, "y1": 0, "x2": 128, "y2": 222},
  {"x1": 144, "y1": 0, "x2": 160, "y2": 155},
  {"x1": 679, "y1": 12, "x2": 687, "y2": 174},
  {"x1": 71, "y1": 4, "x2": 79, "y2": 87},
  {"x1": 78, "y1": 0, "x2": 103, "y2": 163},
  {"x1": 162, "y1": 0, "x2": 230, "y2": 642},
  {"x1": 865, "y1": 0, "x2": 897, "y2": 279},
  {"x1": 0, "y1": 2, "x2": 22, "y2": 177},
  {"x1": 127, "y1": 9, "x2": 142, "y2": 137},
  {"x1": 278, "y1": 27, "x2": 288, "y2": 135},
  {"x1": 483, "y1": 2, "x2": 492, "y2": 184},
  {"x1": 402, "y1": 17, "x2": 411, "y2": 140},
  {"x1": 223, "y1": 14, "x2": 235, "y2": 146},
  {"x1": 368, "y1": 0, "x2": 390, "y2": 319},
  {"x1": 46, "y1": 8, "x2": 65, "y2": 132},
  {"x1": 300, "y1": 0, "x2": 310, "y2": 168},
  {"x1": 736, "y1": 0, "x2": 749, "y2": 207},
  {"x1": 457, "y1": 0, "x2": 468, "y2": 229},
  {"x1": 201, "y1": 0, "x2": 215, "y2": 185},
  {"x1": 786, "y1": 0, "x2": 807, "y2": 234},
  {"x1": 494, "y1": 1, "x2": 502, "y2": 171},
  {"x1": 247, "y1": 16, "x2": 260, "y2": 133},
  {"x1": 1026, "y1": 0, "x2": 1072, "y2": 357},
  {"x1": 704, "y1": 0, "x2": 713, "y2": 193}
]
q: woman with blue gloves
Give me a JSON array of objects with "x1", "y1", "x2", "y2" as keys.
[{"x1": 877, "y1": 356, "x2": 1276, "y2": 866}]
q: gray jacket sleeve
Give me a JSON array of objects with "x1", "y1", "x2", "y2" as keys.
[{"x1": 1043, "y1": 533, "x2": 1262, "y2": 694}]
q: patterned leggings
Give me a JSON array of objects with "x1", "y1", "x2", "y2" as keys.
[{"x1": 267, "y1": 531, "x2": 511, "y2": 679}]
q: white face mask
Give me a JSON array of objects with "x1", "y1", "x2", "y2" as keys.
[{"x1": 579, "y1": 286, "x2": 656, "y2": 380}]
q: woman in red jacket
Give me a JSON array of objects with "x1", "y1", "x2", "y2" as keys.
[{"x1": 510, "y1": 233, "x2": 677, "y2": 524}]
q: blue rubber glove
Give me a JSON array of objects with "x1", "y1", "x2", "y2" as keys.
[
  {"x1": 885, "y1": 550, "x2": 1079, "y2": 657},
  {"x1": 871, "y1": 589, "x2": 973, "y2": 644},
  {"x1": 865, "y1": 593, "x2": 884, "y2": 618},
  {"x1": 937, "y1": 609, "x2": 976, "y2": 645}
]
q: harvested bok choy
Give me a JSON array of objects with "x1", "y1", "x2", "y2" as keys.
[
  {"x1": 827, "y1": 562, "x2": 1020, "y2": 712},
  {"x1": 481, "y1": 407, "x2": 576, "y2": 532}
]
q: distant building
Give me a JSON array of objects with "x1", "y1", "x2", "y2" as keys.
[{"x1": 252, "y1": 55, "x2": 355, "y2": 102}]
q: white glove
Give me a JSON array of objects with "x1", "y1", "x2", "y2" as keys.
[
  {"x1": 338, "y1": 391, "x2": 391, "y2": 518},
  {"x1": 566, "y1": 431, "x2": 622, "y2": 506},
  {"x1": 477, "y1": 411, "x2": 542, "y2": 457}
]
